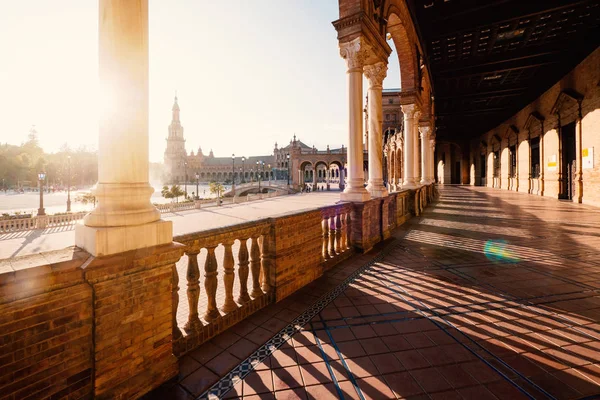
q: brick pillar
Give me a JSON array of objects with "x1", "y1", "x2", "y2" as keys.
[
  {"x1": 349, "y1": 199, "x2": 382, "y2": 253},
  {"x1": 83, "y1": 243, "x2": 185, "y2": 399}
]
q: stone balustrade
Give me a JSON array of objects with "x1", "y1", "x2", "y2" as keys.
[
  {"x1": 0, "y1": 211, "x2": 88, "y2": 233},
  {"x1": 320, "y1": 203, "x2": 353, "y2": 268},
  {"x1": 172, "y1": 220, "x2": 273, "y2": 354},
  {"x1": 0, "y1": 184, "x2": 436, "y2": 399}
]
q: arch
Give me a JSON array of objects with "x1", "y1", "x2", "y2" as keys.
[{"x1": 385, "y1": 4, "x2": 419, "y2": 92}]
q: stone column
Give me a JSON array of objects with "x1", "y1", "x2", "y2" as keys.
[
  {"x1": 339, "y1": 37, "x2": 371, "y2": 202},
  {"x1": 419, "y1": 125, "x2": 431, "y2": 184},
  {"x1": 76, "y1": 0, "x2": 171, "y2": 257},
  {"x1": 364, "y1": 62, "x2": 388, "y2": 197},
  {"x1": 576, "y1": 103, "x2": 583, "y2": 203},
  {"x1": 401, "y1": 104, "x2": 419, "y2": 188},
  {"x1": 429, "y1": 136, "x2": 436, "y2": 183}
]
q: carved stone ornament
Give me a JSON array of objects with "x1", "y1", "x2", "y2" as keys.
[
  {"x1": 401, "y1": 103, "x2": 419, "y2": 119},
  {"x1": 364, "y1": 62, "x2": 388, "y2": 88},
  {"x1": 419, "y1": 125, "x2": 431, "y2": 140},
  {"x1": 339, "y1": 37, "x2": 372, "y2": 71}
]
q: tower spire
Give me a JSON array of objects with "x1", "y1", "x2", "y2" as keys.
[{"x1": 172, "y1": 94, "x2": 180, "y2": 121}]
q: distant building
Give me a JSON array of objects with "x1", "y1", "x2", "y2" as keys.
[{"x1": 163, "y1": 97, "x2": 274, "y2": 183}]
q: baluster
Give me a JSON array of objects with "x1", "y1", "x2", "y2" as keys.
[
  {"x1": 221, "y1": 241, "x2": 238, "y2": 313},
  {"x1": 237, "y1": 238, "x2": 251, "y2": 304},
  {"x1": 340, "y1": 213, "x2": 347, "y2": 252},
  {"x1": 328, "y1": 216, "x2": 336, "y2": 258},
  {"x1": 250, "y1": 237, "x2": 262, "y2": 298},
  {"x1": 172, "y1": 263, "x2": 182, "y2": 340},
  {"x1": 204, "y1": 246, "x2": 220, "y2": 322},
  {"x1": 322, "y1": 216, "x2": 329, "y2": 260},
  {"x1": 184, "y1": 250, "x2": 202, "y2": 332},
  {"x1": 261, "y1": 234, "x2": 273, "y2": 294},
  {"x1": 335, "y1": 213, "x2": 342, "y2": 254},
  {"x1": 345, "y1": 212, "x2": 351, "y2": 249}
]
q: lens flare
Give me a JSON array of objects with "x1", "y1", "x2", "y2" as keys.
[{"x1": 484, "y1": 239, "x2": 519, "y2": 263}]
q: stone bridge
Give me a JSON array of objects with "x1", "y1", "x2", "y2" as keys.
[{"x1": 224, "y1": 181, "x2": 296, "y2": 197}]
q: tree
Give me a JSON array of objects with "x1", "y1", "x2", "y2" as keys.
[
  {"x1": 161, "y1": 185, "x2": 173, "y2": 200},
  {"x1": 209, "y1": 181, "x2": 224, "y2": 204},
  {"x1": 162, "y1": 185, "x2": 184, "y2": 203},
  {"x1": 75, "y1": 191, "x2": 96, "y2": 207}
]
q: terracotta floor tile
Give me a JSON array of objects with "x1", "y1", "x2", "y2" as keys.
[
  {"x1": 410, "y1": 367, "x2": 453, "y2": 393},
  {"x1": 298, "y1": 362, "x2": 334, "y2": 386},
  {"x1": 205, "y1": 351, "x2": 241, "y2": 376},
  {"x1": 294, "y1": 345, "x2": 325, "y2": 364},
  {"x1": 356, "y1": 376, "x2": 396, "y2": 400},
  {"x1": 359, "y1": 337, "x2": 389, "y2": 355},
  {"x1": 394, "y1": 349, "x2": 432, "y2": 370},
  {"x1": 335, "y1": 340, "x2": 367, "y2": 358},
  {"x1": 370, "y1": 353, "x2": 405, "y2": 375},
  {"x1": 344, "y1": 356, "x2": 380, "y2": 378},
  {"x1": 275, "y1": 387, "x2": 307, "y2": 400},
  {"x1": 457, "y1": 385, "x2": 499, "y2": 400},
  {"x1": 437, "y1": 364, "x2": 479, "y2": 389},
  {"x1": 243, "y1": 370, "x2": 274, "y2": 395},
  {"x1": 305, "y1": 383, "x2": 339, "y2": 400},
  {"x1": 180, "y1": 367, "x2": 219, "y2": 396},
  {"x1": 272, "y1": 366, "x2": 304, "y2": 391},
  {"x1": 383, "y1": 371, "x2": 425, "y2": 398},
  {"x1": 227, "y1": 337, "x2": 258, "y2": 360}
]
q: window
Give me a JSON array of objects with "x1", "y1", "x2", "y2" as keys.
[
  {"x1": 509, "y1": 145, "x2": 517, "y2": 177},
  {"x1": 388, "y1": 98, "x2": 393, "y2": 104},
  {"x1": 386, "y1": 114, "x2": 390, "y2": 121}
]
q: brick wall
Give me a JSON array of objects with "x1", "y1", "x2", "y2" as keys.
[
  {"x1": 270, "y1": 210, "x2": 324, "y2": 301},
  {"x1": 0, "y1": 248, "x2": 93, "y2": 400},
  {"x1": 473, "y1": 47, "x2": 600, "y2": 206},
  {"x1": 82, "y1": 243, "x2": 184, "y2": 399}
]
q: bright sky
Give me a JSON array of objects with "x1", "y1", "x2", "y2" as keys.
[{"x1": 0, "y1": 1, "x2": 400, "y2": 162}]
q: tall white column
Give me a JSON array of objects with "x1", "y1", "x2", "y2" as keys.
[
  {"x1": 339, "y1": 37, "x2": 371, "y2": 202},
  {"x1": 76, "y1": 0, "x2": 172, "y2": 257},
  {"x1": 364, "y1": 62, "x2": 388, "y2": 198},
  {"x1": 401, "y1": 104, "x2": 419, "y2": 188},
  {"x1": 419, "y1": 125, "x2": 431, "y2": 184}
]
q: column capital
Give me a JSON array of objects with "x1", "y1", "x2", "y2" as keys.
[
  {"x1": 363, "y1": 62, "x2": 387, "y2": 89},
  {"x1": 419, "y1": 125, "x2": 432, "y2": 140},
  {"x1": 339, "y1": 37, "x2": 372, "y2": 72},
  {"x1": 401, "y1": 103, "x2": 420, "y2": 119}
]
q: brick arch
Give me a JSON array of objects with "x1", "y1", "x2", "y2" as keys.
[{"x1": 384, "y1": 0, "x2": 423, "y2": 92}]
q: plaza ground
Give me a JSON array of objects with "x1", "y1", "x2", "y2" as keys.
[
  {"x1": 147, "y1": 186, "x2": 600, "y2": 400},
  {"x1": 0, "y1": 191, "x2": 341, "y2": 260}
]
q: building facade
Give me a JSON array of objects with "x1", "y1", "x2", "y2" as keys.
[{"x1": 163, "y1": 97, "x2": 274, "y2": 183}]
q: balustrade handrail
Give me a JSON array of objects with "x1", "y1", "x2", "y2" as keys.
[{"x1": 174, "y1": 218, "x2": 271, "y2": 251}]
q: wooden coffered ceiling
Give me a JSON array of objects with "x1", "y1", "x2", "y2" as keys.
[{"x1": 408, "y1": 0, "x2": 600, "y2": 141}]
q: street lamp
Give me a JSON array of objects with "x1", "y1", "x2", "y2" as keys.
[
  {"x1": 184, "y1": 161, "x2": 188, "y2": 198},
  {"x1": 256, "y1": 161, "x2": 261, "y2": 193},
  {"x1": 286, "y1": 153, "x2": 290, "y2": 186},
  {"x1": 66, "y1": 155, "x2": 71, "y2": 212},
  {"x1": 241, "y1": 156, "x2": 246, "y2": 183},
  {"x1": 195, "y1": 172, "x2": 199, "y2": 200},
  {"x1": 38, "y1": 172, "x2": 46, "y2": 216},
  {"x1": 268, "y1": 164, "x2": 271, "y2": 185},
  {"x1": 232, "y1": 154, "x2": 235, "y2": 186}
]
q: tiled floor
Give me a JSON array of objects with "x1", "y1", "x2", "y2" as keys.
[{"x1": 147, "y1": 186, "x2": 600, "y2": 400}]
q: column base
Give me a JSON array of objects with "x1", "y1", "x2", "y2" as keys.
[
  {"x1": 402, "y1": 179, "x2": 418, "y2": 189},
  {"x1": 75, "y1": 219, "x2": 173, "y2": 257},
  {"x1": 366, "y1": 183, "x2": 388, "y2": 198},
  {"x1": 340, "y1": 187, "x2": 371, "y2": 202}
]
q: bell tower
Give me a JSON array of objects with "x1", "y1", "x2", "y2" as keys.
[{"x1": 164, "y1": 96, "x2": 187, "y2": 182}]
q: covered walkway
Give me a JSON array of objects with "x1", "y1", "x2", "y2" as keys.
[{"x1": 155, "y1": 186, "x2": 600, "y2": 399}]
